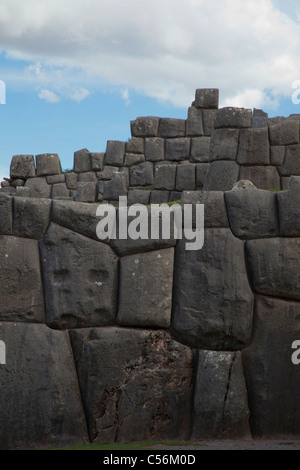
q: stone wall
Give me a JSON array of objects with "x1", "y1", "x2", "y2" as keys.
[{"x1": 0, "y1": 88, "x2": 300, "y2": 449}]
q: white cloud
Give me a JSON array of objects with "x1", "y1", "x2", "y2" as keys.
[
  {"x1": 38, "y1": 89, "x2": 60, "y2": 103},
  {"x1": 0, "y1": 0, "x2": 300, "y2": 110}
]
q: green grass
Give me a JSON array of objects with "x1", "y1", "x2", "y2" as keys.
[{"x1": 50, "y1": 440, "x2": 199, "y2": 450}]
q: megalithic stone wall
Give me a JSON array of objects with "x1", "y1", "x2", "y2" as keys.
[{"x1": 0, "y1": 89, "x2": 299, "y2": 449}]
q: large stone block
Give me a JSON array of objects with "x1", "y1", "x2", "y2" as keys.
[
  {"x1": 239, "y1": 166, "x2": 280, "y2": 190},
  {"x1": 237, "y1": 127, "x2": 270, "y2": 165},
  {"x1": 130, "y1": 116, "x2": 160, "y2": 137},
  {"x1": 0, "y1": 236, "x2": 45, "y2": 322},
  {"x1": 13, "y1": 197, "x2": 51, "y2": 239},
  {"x1": 126, "y1": 137, "x2": 144, "y2": 154},
  {"x1": 0, "y1": 194, "x2": 13, "y2": 235},
  {"x1": 214, "y1": 107, "x2": 252, "y2": 129},
  {"x1": 246, "y1": 237, "x2": 300, "y2": 301},
  {"x1": 176, "y1": 163, "x2": 196, "y2": 191},
  {"x1": 74, "y1": 148, "x2": 92, "y2": 173},
  {"x1": 129, "y1": 162, "x2": 154, "y2": 186},
  {"x1": 269, "y1": 119, "x2": 300, "y2": 146},
  {"x1": 190, "y1": 137, "x2": 210, "y2": 163},
  {"x1": 90, "y1": 152, "x2": 104, "y2": 171},
  {"x1": 186, "y1": 107, "x2": 204, "y2": 136},
  {"x1": 154, "y1": 162, "x2": 177, "y2": 190},
  {"x1": 39, "y1": 223, "x2": 119, "y2": 328},
  {"x1": 195, "y1": 163, "x2": 210, "y2": 188},
  {"x1": 105, "y1": 141, "x2": 125, "y2": 167},
  {"x1": 10, "y1": 155, "x2": 35, "y2": 179},
  {"x1": 127, "y1": 189, "x2": 150, "y2": 206},
  {"x1": 270, "y1": 146, "x2": 285, "y2": 166},
  {"x1": 192, "y1": 351, "x2": 250, "y2": 439},
  {"x1": 35, "y1": 153, "x2": 62, "y2": 176},
  {"x1": 75, "y1": 182, "x2": 98, "y2": 202},
  {"x1": 65, "y1": 172, "x2": 78, "y2": 190},
  {"x1": 144, "y1": 137, "x2": 165, "y2": 162},
  {"x1": 25, "y1": 176, "x2": 51, "y2": 198},
  {"x1": 70, "y1": 327, "x2": 194, "y2": 442},
  {"x1": 202, "y1": 109, "x2": 217, "y2": 136},
  {"x1": 158, "y1": 118, "x2": 186, "y2": 138},
  {"x1": 171, "y1": 228, "x2": 254, "y2": 349},
  {"x1": 203, "y1": 161, "x2": 239, "y2": 191},
  {"x1": 224, "y1": 188, "x2": 279, "y2": 239},
  {"x1": 277, "y1": 145, "x2": 300, "y2": 176},
  {"x1": 124, "y1": 153, "x2": 145, "y2": 167},
  {"x1": 165, "y1": 138, "x2": 190, "y2": 161},
  {"x1": 117, "y1": 248, "x2": 174, "y2": 328},
  {"x1": 242, "y1": 296, "x2": 300, "y2": 437},
  {"x1": 194, "y1": 88, "x2": 219, "y2": 109},
  {"x1": 0, "y1": 323, "x2": 89, "y2": 449},
  {"x1": 181, "y1": 191, "x2": 229, "y2": 228},
  {"x1": 102, "y1": 172, "x2": 128, "y2": 200},
  {"x1": 277, "y1": 188, "x2": 300, "y2": 236},
  {"x1": 51, "y1": 183, "x2": 70, "y2": 199},
  {"x1": 210, "y1": 128, "x2": 240, "y2": 161}
]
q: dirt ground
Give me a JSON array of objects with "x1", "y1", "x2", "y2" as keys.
[{"x1": 152, "y1": 438, "x2": 300, "y2": 450}]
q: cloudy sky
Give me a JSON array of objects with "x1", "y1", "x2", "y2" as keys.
[{"x1": 1, "y1": 0, "x2": 300, "y2": 179}]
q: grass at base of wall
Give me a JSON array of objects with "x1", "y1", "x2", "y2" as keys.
[{"x1": 48, "y1": 440, "x2": 201, "y2": 450}]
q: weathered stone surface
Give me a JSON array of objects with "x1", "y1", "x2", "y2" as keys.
[
  {"x1": 144, "y1": 137, "x2": 165, "y2": 162},
  {"x1": 0, "y1": 323, "x2": 89, "y2": 449},
  {"x1": 277, "y1": 188, "x2": 300, "y2": 236},
  {"x1": 15, "y1": 186, "x2": 31, "y2": 197},
  {"x1": 10, "y1": 155, "x2": 35, "y2": 179},
  {"x1": 105, "y1": 141, "x2": 125, "y2": 167},
  {"x1": 242, "y1": 296, "x2": 300, "y2": 437},
  {"x1": 252, "y1": 109, "x2": 268, "y2": 128},
  {"x1": 181, "y1": 191, "x2": 229, "y2": 228},
  {"x1": 0, "y1": 236, "x2": 45, "y2": 322},
  {"x1": 129, "y1": 162, "x2": 153, "y2": 186},
  {"x1": 224, "y1": 188, "x2": 279, "y2": 239},
  {"x1": 77, "y1": 171, "x2": 98, "y2": 183},
  {"x1": 171, "y1": 228, "x2": 254, "y2": 349},
  {"x1": 195, "y1": 163, "x2": 210, "y2": 188},
  {"x1": 111, "y1": 206, "x2": 177, "y2": 256},
  {"x1": 97, "y1": 166, "x2": 119, "y2": 180},
  {"x1": 239, "y1": 166, "x2": 280, "y2": 190},
  {"x1": 202, "y1": 109, "x2": 217, "y2": 136},
  {"x1": 165, "y1": 138, "x2": 190, "y2": 161},
  {"x1": 154, "y1": 162, "x2": 177, "y2": 190},
  {"x1": 237, "y1": 127, "x2": 270, "y2": 165},
  {"x1": 288, "y1": 175, "x2": 300, "y2": 189},
  {"x1": 36, "y1": 154, "x2": 62, "y2": 176},
  {"x1": 13, "y1": 197, "x2": 51, "y2": 239},
  {"x1": 70, "y1": 327, "x2": 194, "y2": 442},
  {"x1": 65, "y1": 172, "x2": 78, "y2": 189},
  {"x1": 192, "y1": 351, "x2": 250, "y2": 439},
  {"x1": 102, "y1": 172, "x2": 128, "y2": 200},
  {"x1": 210, "y1": 128, "x2": 240, "y2": 161},
  {"x1": 190, "y1": 137, "x2": 210, "y2": 163},
  {"x1": 246, "y1": 238, "x2": 300, "y2": 301},
  {"x1": 186, "y1": 107, "x2": 204, "y2": 136},
  {"x1": 204, "y1": 161, "x2": 239, "y2": 191},
  {"x1": 270, "y1": 146, "x2": 285, "y2": 166},
  {"x1": 74, "y1": 148, "x2": 92, "y2": 173},
  {"x1": 90, "y1": 152, "x2": 104, "y2": 171},
  {"x1": 126, "y1": 137, "x2": 144, "y2": 154},
  {"x1": 117, "y1": 248, "x2": 174, "y2": 328},
  {"x1": 277, "y1": 145, "x2": 300, "y2": 176},
  {"x1": 0, "y1": 194, "x2": 13, "y2": 235},
  {"x1": 9, "y1": 179, "x2": 24, "y2": 188},
  {"x1": 269, "y1": 119, "x2": 300, "y2": 146},
  {"x1": 176, "y1": 163, "x2": 196, "y2": 191},
  {"x1": 51, "y1": 183, "x2": 70, "y2": 199},
  {"x1": 150, "y1": 190, "x2": 170, "y2": 204},
  {"x1": 75, "y1": 182, "x2": 97, "y2": 202},
  {"x1": 25, "y1": 177, "x2": 51, "y2": 198},
  {"x1": 124, "y1": 153, "x2": 145, "y2": 167},
  {"x1": 158, "y1": 118, "x2": 186, "y2": 138},
  {"x1": 51, "y1": 200, "x2": 107, "y2": 242},
  {"x1": 194, "y1": 88, "x2": 219, "y2": 109},
  {"x1": 131, "y1": 116, "x2": 160, "y2": 137},
  {"x1": 39, "y1": 223, "x2": 118, "y2": 328},
  {"x1": 46, "y1": 174, "x2": 65, "y2": 184},
  {"x1": 214, "y1": 107, "x2": 252, "y2": 129},
  {"x1": 127, "y1": 189, "x2": 150, "y2": 206}
]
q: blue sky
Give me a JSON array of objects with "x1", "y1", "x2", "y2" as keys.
[{"x1": 1, "y1": 0, "x2": 300, "y2": 180}]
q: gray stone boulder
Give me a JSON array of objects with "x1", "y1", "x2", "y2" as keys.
[
  {"x1": 0, "y1": 323, "x2": 89, "y2": 449},
  {"x1": 277, "y1": 188, "x2": 300, "y2": 236},
  {"x1": 74, "y1": 148, "x2": 92, "y2": 173},
  {"x1": 13, "y1": 197, "x2": 51, "y2": 239},
  {"x1": 192, "y1": 351, "x2": 250, "y2": 439},
  {"x1": 239, "y1": 166, "x2": 280, "y2": 190},
  {"x1": 176, "y1": 163, "x2": 196, "y2": 191},
  {"x1": 0, "y1": 236, "x2": 45, "y2": 322},
  {"x1": 269, "y1": 119, "x2": 300, "y2": 146},
  {"x1": 214, "y1": 107, "x2": 252, "y2": 129},
  {"x1": 154, "y1": 162, "x2": 177, "y2": 190},
  {"x1": 194, "y1": 88, "x2": 219, "y2": 109},
  {"x1": 130, "y1": 117, "x2": 160, "y2": 137},
  {"x1": 35, "y1": 153, "x2": 62, "y2": 176},
  {"x1": 171, "y1": 228, "x2": 254, "y2": 350},
  {"x1": 181, "y1": 190, "x2": 229, "y2": 228},
  {"x1": 51, "y1": 183, "x2": 70, "y2": 199},
  {"x1": 129, "y1": 162, "x2": 154, "y2": 187},
  {"x1": 25, "y1": 177, "x2": 51, "y2": 198},
  {"x1": 202, "y1": 109, "x2": 217, "y2": 136},
  {"x1": 210, "y1": 128, "x2": 240, "y2": 161},
  {"x1": 117, "y1": 248, "x2": 174, "y2": 328},
  {"x1": 10, "y1": 155, "x2": 35, "y2": 179},
  {"x1": 126, "y1": 137, "x2": 144, "y2": 154},
  {"x1": 158, "y1": 118, "x2": 186, "y2": 137},
  {"x1": 127, "y1": 189, "x2": 150, "y2": 206},
  {"x1": 65, "y1": 172, "x2": 78, "y2": 190},
  {"x1": 277, "y1": 145, "x2": 300, "y2": 176},
  {"x1": 70, "y1": 327, "x2": 194, "y2": 442},
  {"x1": 90, "y1": 152, "x2": 104, "y2": 171},
  {"x1": 195, "y1": 163, "x2": 210, "y2": 188},
  {"x1": 144, "y1": 137, "x2": 165, "y2": 162},
  {"x1": 237, "y1": 127, "x2": 270, "y2": 165},
  {"x1": 39, "y1": 223, "x2": 119, "y2": 328},
  {"x1": 224, "y1": 188, "x2": 279, "y2": 239},
  {"x1": 105, "y1": 141, "x2": 125, "y2": 167},
  {"x1": 204, "y1": 161, "x2": 239, "y2": 191},
  {"x1": 75, "y1": 182, "x2": 97, "y2": 202},
  {"x1": 165, "y1": 138, "x2": 191, "y2": 161},
  {"x1": 0, "y1": 194, "x2": 13, "y2": 235},
  {"x1": 186, "y1": 107, "x2": 204, "y2": 136},
  {"x1": 124, "y1": 153, "x2": 145, "y2": 167},
  {"x1": 242, "y1": 296, "x2": 300, "y2": 437},
  {"x1": 102, "y1": 172, "x2": 128, "y2": 200},
  {"x1": 190, "y1": 137, "x2": 210, "y2": 163},
  {"x1": 270, "y1": 146, "x2": 285, "y2": 166},
  {"x1": 246, "y1": 238, "x2": 300, "y2": 301}
]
